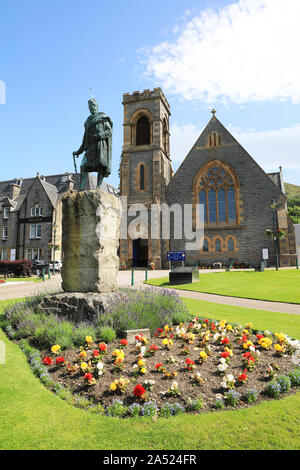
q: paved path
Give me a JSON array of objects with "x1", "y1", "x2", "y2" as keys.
[{"x1": 1, "y1": 270, "x2": 300, "y2": 315}]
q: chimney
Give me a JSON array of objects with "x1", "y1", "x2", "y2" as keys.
[{"x1": 9, "y1": 178, "x2": 22, "y2": 199}]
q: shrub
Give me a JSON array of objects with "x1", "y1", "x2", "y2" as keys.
[
  {"x1": 98, "y1": 327, "x2": 116, "y2": 343},
  {"x1": 33, "y1": 317, "x2": 74, "y2": 350},
  {"x1": 276, "y1": 374, "x2": 291, "y2": 394},
  {"x1": 159, "y1": 402, "x2": 184, "y2": 418},
  {"x1": 288, "y1": 368, "x2": 300, "y2": 387},
  {"x1": 214, "y1": 397, "x2": 225, "y2": 409},
  {"x1": 106, "y1": 399, "x2": 128, "y2": 417},
  {"x1": 265, "y1": 380, "x2": 281, "y2": 398},
  {"x1": 98, "y1": 287, "x2": 192, "y2": 335},
  {"x1": 186, "y1": 397, "x2": 204, "y2": 412},
  {"x1": 0, "y1": 259, "x2": 32, "y2": 277},
  {"x1": 141, "y1": 401, "x2": 159, "y2": 417},
  {"x1": 128, "y1": 403, "x2": 142, "y2": 418},
  {"x1": 72, "y1": 324, "x2": 97, "y2": 347},
  {"x1": 244, "y1": 388, "x2": 258, "y2": 404},
  {"x1": 224, "y1": 389, "x2": 240, "y2": 407}
]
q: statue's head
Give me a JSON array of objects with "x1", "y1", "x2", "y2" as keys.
[{"x1": 88, "y1": 97, "x2": 98, "y2": 115}]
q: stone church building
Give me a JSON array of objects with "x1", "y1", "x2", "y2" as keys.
[{"x1": 119, "y1": 88, "x2": 296, "y2": 269}]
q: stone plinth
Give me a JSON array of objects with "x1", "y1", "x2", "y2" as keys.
[
  {"x1": 169, "y1": 267, "x2": 199, "y2": 285},
  {"x1": 61, "y1": 189, "x2": 121, "y2": 293},
  {"x1": 40, "y1": 291, "x2": 127, "y2": 323}
]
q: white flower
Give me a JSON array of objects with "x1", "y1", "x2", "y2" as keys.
[
  {"x1": 140, "y1": 346, "x2": 146, "y2": 356},
  {"x1": 249, "y1": 345, "x2": 256, "y2": 352},
  {"x1": 96, "y1": 362, "x2": 104, "y2": 376},
  {"x1": 219, "y1": 357, "x2": 226, "y2": 364},
  {"x1": 218, "y1": 363, "x2": 228, "y2": 372},
  {"x1": 212, "y1": 333, "x2": 220, "y2": 343},
  {"x1": 221, "y1": 380, "x2": 227, "y2": 389},
  {"x1": 170, "y1": 381, "x2": 178, "y2": 390},
  {"x1": 132, "y1": 364, "x2": 139, "y2": 370},
  {"x1": 227, "y1": 374, "x2": 235, "y2": 382}
]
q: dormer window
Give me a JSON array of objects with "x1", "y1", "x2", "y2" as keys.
[{"x1": 31, "y1": 204, "x2": 42, "y2": 217}]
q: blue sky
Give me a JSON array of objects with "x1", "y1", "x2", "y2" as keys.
[{"x1": 1, "y1": 0, "x2": 300, "y2": 188}]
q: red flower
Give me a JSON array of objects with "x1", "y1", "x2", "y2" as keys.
[
  {"x1": 120, "y1": 339, "x2": 128, "y2": 346},
  {"x1": 157, "y1": 328, "x2": 163, "y2": 333},
  {"x1": 150, "y1": 345, "x2": 158, "y2": 351},
  {"x1": 99, "y1": 343, "x2": 107, "y2": 352},
  {"x1": 221, "y1": 351, "x2": 230, "y2": 359},
  {"x1": 56, "y1": 356, "x2": 65, "y2": 365},
  {"x1": 204, "y1": 319, "x2": 209, "y2": 323},
  {"x1": 155, "y1": 363, "x2": 163, "y2": 369},
  {"x1": 243, "y1": 352, "x2": 251, "y2": 358},
  {"x1": 221, "y1": 338, "x2": 230, "y2": 345},
  {"x1": 238, "y1": 369, "x2": 248, "y2": 382},
  {"x1": 43, "y1": 356, "x2": 53, "y2": 365},
  {"x1": 93, "y1": 350, "x2": 100, "y2": 357},
  {"x1": 256, "y1": 334, "x2": 264, "y2": 340},
  {"x1": 242, "y1": 334, "x2": 248, "y2": 342},
  {"x1": 185, "y1": 358, "x2": 194, "y2": 365},
  {"x1": 133, "y1": 384, "x2": 146, "y2": 398},
  {"x1": 84, "y1": 373, "x2": 93, "y2": 381}
]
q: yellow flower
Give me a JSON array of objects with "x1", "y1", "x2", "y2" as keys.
[
  {"x1": 113, "y1": 349, "x2": 124, "y2": 358},
  {"x1": 164, "y1": 325, "x2": 169, "y2": 331},
  {"x1": 200, "y1": 351, "x2": 208, "y2": 360},
  {"x1": 243, "y1": 340, "x2": 253, "y2": 349},
  {"x1": 245, "y1": 322, "x2": 252, "y2": 329},
  {"x1": 275, "y1": 333, "x2": 286, "y2": 344},
  {"x1": 51, "y1": 344, "x2": 60, "y2": 354},
  {"x1": 162, "y1": 338, "x2": 169, "y2": 345},
  {"x1": 79, "y1": 351, "x2": 87, "y2": 358},
  {"x1": 138, "y1": 359, "x2": 146, "y2": 367},
  {"x1": 80, "y1": 362, "x2": 88, "y2": 371},
  {"x1": 243, "y1": 329, "x2": 249, "y2": 335},
  {"x1": 110, "y1": 382, "x2": 117, "y2": 391},
  {"x1": 85, "y1": 336, "x2": 93, "y2": 344},
  {"x1": 226, "y1": 324, "x2": 233, "y2": 331},
  {"x1": 258, "y1": 337, "x2": 272, "y2": 349},
  {"x1": 275, "y1": 344, "x2": 283, "y2": 352},
  {"x1": 140, "y1": 367, "x2": 147, "y2": 374}
]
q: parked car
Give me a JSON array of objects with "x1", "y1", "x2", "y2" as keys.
[{"x1": 49, "y1": 261, "x2": 62, "y2": 272}]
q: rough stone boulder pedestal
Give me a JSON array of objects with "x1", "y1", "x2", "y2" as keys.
[
  {"x1": 40, "y1": 291, "x2": 127, "y2": 323},
  {"x1": 61, "y1": 189, "x2": 122, "y2": 293}
]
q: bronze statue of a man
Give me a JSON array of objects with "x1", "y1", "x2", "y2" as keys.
[{"x1": 73, "y1": 97, "x2": 113, "y2": 190}]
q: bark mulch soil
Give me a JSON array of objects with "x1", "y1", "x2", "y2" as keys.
[{"x1": 38, "y1": 320, "x2": 299, "y2": 412}]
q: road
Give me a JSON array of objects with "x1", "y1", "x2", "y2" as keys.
[{"x1": 1, "y1": 270, "x2": 300, "y2": 315}]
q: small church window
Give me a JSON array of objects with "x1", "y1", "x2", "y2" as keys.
[
  {"x1": 203, "y1": 238, "x2": 209, "y2": 252},
  {"x1": 228, "y1": 237, "x2": 235, "y2": 252},
  {"x1": 214, "y1": 238, "x2": 222, "y2": 252},
  {"x1": 139, "y1": 164, "x2": 145, "y2": 190},
  {"x1": 136, "y1": 116, "x2": 150, "y2": 146}
]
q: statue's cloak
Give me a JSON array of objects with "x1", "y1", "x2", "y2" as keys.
[{"x1": 81, "y1": 112, "x2": 113, "y2": 176}]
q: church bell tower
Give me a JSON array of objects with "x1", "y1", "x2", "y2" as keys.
[{"x1": 119, "y1": 88, "x2": 173, "y2": 269}]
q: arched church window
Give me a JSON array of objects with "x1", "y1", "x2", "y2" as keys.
[
  {"x1": 228, "y1": 237, "x2": 235, "y2": 252},
  {"x1": 203, "y1": 238, "x2": 209, "y2": 252},
  {"x1": 214, "y1": 238, "x2": 222, "y2": 252},
  {"x1": 136, "y1": 116, "x2": 150, "y2": 146},
  {"x1": 195, "y1": 161, "x2": 238, "y2": 225},
  {"x1": 139, "y1": 164, "x2": 145, "y2": 190}
]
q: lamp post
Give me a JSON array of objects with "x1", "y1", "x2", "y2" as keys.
[{"x1": 270, "y1": 199, "x2": 279, "y2": 271}]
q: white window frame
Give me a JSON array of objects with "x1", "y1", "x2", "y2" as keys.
[
  {"x1": 3, "y1": 207, "x2": 9, "y2": 219},
  {"x1": 36, "y1": 224, "x2": 42, "y2": 239},
  {"x1": 1, "y1": 248, "x2": 7, "y2": 260},
  {"x1": 30, "y1": 224, "x2": 36, "y2": 239},
  {"x1": 2, "y1": 226, "x2": 8, "y2": 240}
]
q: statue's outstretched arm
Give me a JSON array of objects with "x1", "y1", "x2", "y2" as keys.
[{"x1": 73, "y1": 132, "x2": 86, "y2": 156}]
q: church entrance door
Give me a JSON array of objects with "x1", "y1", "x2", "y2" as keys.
[{"x1": 132, "y1": 238, "x2": 148, "y2": 267}]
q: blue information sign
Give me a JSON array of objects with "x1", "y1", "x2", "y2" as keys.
[{"x1": 167, "y1": 251, "x2": 186, "y2": 262}]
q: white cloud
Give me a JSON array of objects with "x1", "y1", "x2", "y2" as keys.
[
  {"x1": 170, "y1": 121, "x2": 300, "y2": 175},
  {"x1": 145, "y1": 0, "x2": 300, "y2": 104}
]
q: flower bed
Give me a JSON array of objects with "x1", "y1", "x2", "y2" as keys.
[{"x1": 6, "y1": 316, "x2": 300, "y2": 418}]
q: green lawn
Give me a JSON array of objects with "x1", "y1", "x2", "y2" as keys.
[
  {"x1": 0, "y1": 297, "x2": 300, "y2": 450},
  {"x1": 146, "y1": 269, "x2": 300, "y2": 304},
  {"x1": 0, "y1": 277, "x2": 42, "y2": 282}
]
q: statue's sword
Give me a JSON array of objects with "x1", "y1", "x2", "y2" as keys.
[{"x1": 73, "y1": 154, "x2": 80, "y2": 191}]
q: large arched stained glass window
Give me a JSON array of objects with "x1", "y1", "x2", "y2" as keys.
[{"x1": 196, "y1": 161, "x2": 238, "y2": 225}]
